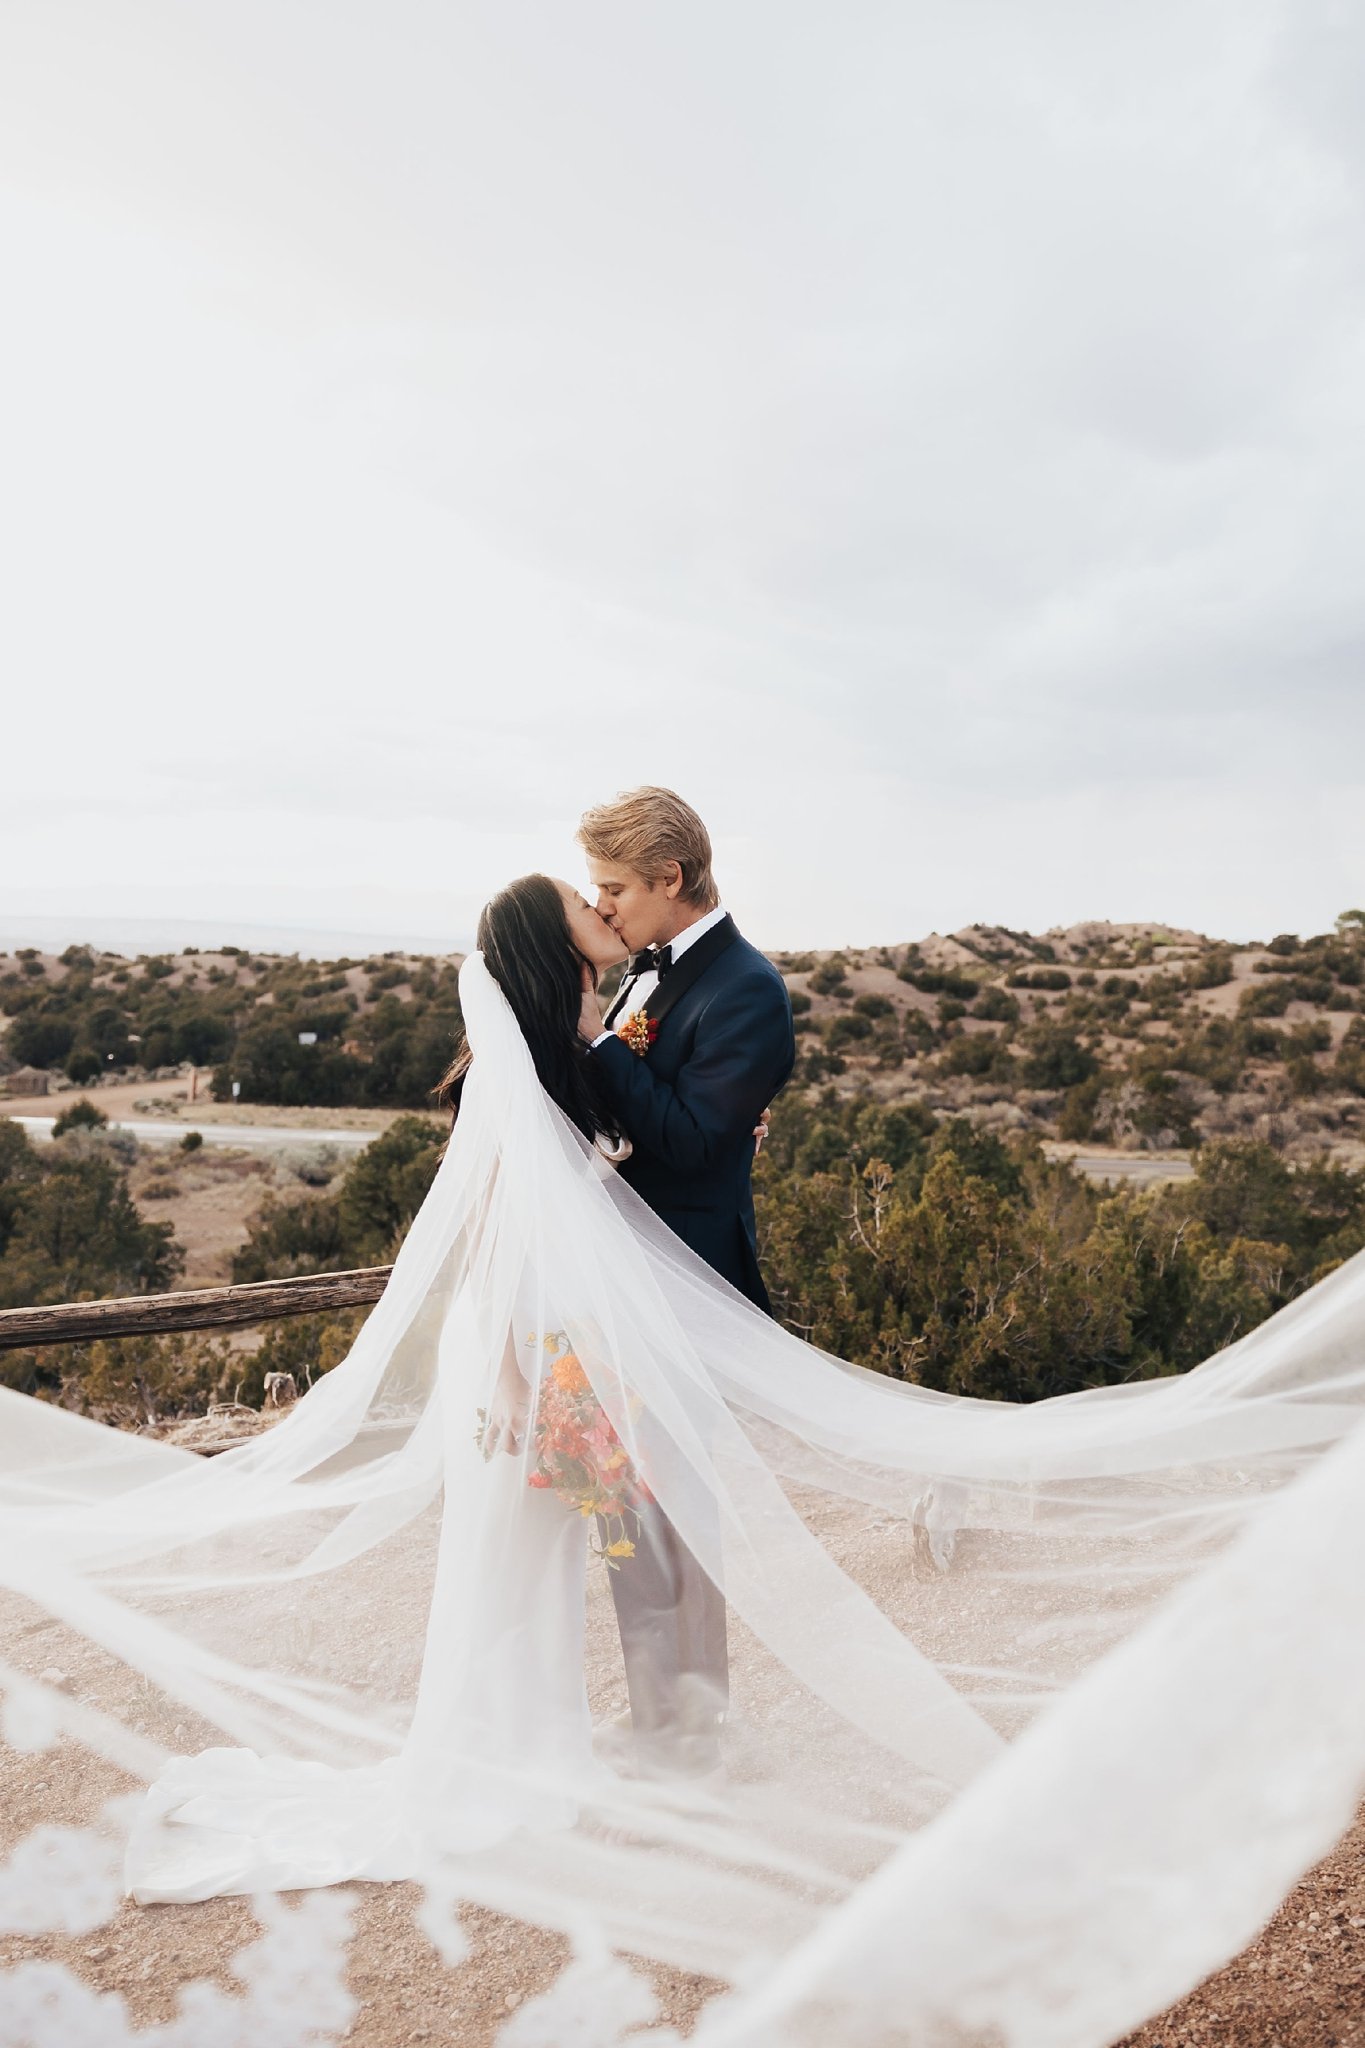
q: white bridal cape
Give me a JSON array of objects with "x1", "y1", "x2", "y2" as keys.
[{"x1": 2, "y1": 951, "x2": 1365, "y2": 2046}]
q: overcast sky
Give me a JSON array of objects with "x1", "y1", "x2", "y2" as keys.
[{"x1": 2, "y1": 0, "x2": 1362, "y2": 953}]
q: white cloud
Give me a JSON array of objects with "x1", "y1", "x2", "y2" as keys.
[{"x1": 1, "y1": 0, "x2": 1361, "y2": 952}]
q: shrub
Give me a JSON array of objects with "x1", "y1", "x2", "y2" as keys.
[
  {"x1": 754, "y1": 1094, "x2": 1365, "y2": 1399},
  {"x1": 233, "y1": 1309, "x2": 370, "y2": 1404},
  {"x1": 1239, "y1": 982, "x2": 1290, "y2": 1019},
  {"x1": 826, "y1": 1013, "x2": 873, "y2": 1050},
  {"x1": 174, "y1": 1010, "x2": 234, "y2": 1066},
  {"x1": 51, "y1": 1097, "x2": 108, "y2": 1137},
  {"x1": 367, "y1": 963, "x2": 408, "y2": 994},
  {"x1": 1058, "y1": 1075, "x2": 1105, "y2": 1141},
  {"x1": 232, "y1": 1193, "x2": 350, "y2": 1280},
  {"x1": 1334, "y1": 1020, "x2": 1365, "y2": 1096},
  {"x1": 809, "y1": 958, "x2": 853, "y2": 998},
  {"x1": 42, "y1": 1329, "x2": 236, "y2": 1426},
  {"x1": 1184, "y1": 951, "x2": 1235, "y2": 989},
  {"x1": 279, "y1": 1142, "x2": 345, "y2": 1186},
  {"x1": 928, "y1": 1118, "x2": 1025, "y2": 1197},
  {"x1": 234, "y1": 1115, "x2": 444, "y2": 1281},
  {"x1": 973, "y1": 985, "x2": 1020, "y2": 1025},
  {"x1": 8, "y1": 1013, "x2": 75, "y2": 1067},
  {"x1": 852, "y1": 994, "x2": 895, "y2": 1020},
  {"x1": 0, "y1": 1127, "x2": 181, "y2": 1338},
  {"x1": 180, "y1": 1129, "x2": 204, "y2": 1153},
  {"x1": 939, "y1": 1033, "x2": 1006, "y2": 1079},
  {"x1": 898, "y1": 966, "x2": 978, "y2": 1000},
  {"x1": 212, "y1": 1024, "x2": 367, "y2": 1109},
  {"x1": 356, "y1": 1008, "x2": 462, "y2": 1107},
  {"x1": 1174, "y1": 1140, "x2": 1364, "y2": 1269},
  {"x1": 798, "y1": 1047, "x2": 845, "y2": 1080},
  {"x1": 1007, "y1": 967, "x2": 1072, "y2": 991},
  {"x1": 756, "y1": 1090, "x2": 934, "y2": 1178},
  {"x1": 873, "y1": 1029, "x2": 905, "y2": 1070},
  {"x1": 1019, "y1": 1025, "x2": 1098, "y2": 1090}
]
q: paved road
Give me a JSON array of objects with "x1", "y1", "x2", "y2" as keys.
[
  {"x1": 1052, "y1": 1150, "x2": 1194, "y2": 1185},
  {"x1": 14, "y1": 1116, "x2": 375, "y2": 1155},
  {"x1": 14, "y1": 1118, "x2": 1194, "y2": 1182}
]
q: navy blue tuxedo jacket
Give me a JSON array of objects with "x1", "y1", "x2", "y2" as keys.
[{"x1": 591, "y1": 916, "x2": 795, "y2": 1311}]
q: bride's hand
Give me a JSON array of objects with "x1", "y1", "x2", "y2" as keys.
[
  {"x1": 481, "y1": 1376, "x2": 530, "y2": 1460},
  {"x1": 578, "y1": 960, "x2": 606, "y2": 1043},
  {"x1": 754, "y1": 1105, "x2": 771, "y2": 1153}
]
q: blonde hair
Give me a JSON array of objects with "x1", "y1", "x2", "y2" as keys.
[{"x1": 576, "y1": 786, "x2": 719, "y2": 911}]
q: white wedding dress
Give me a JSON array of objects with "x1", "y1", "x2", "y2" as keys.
[{"x1": 3, "y1": 949, "x2": 1365, "y2": 2046}]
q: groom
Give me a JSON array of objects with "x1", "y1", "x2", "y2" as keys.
[{"x1": 576, "y1": 786, "x2": 795, "y2": 1776}]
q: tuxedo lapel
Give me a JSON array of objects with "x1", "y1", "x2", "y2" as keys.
[{"x1": 644, "y1": 915, "x2": 738, "y2": 1031}]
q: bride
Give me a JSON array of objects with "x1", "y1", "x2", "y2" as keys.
[{"x1": 3, "y1": 832, "x2": 1365, "y2": 2045}]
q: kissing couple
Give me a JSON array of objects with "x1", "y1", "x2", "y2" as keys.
[{"x1": 456, "y1": 784, "x2": 797, "y2": 1784}]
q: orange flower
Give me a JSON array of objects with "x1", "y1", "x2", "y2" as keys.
[
  {"x1": 552, "y1": 1352, "x2": 590, "y2": 1395},
  {"x1": 615, "y1": 1010, "x2": 658, "y2": 1057}
]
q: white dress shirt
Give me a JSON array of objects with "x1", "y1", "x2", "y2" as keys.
[{"x1": 591, "y1": 903, "x2": 728, "y2": 1049}]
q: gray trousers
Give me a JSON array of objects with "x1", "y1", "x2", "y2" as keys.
[{"x1": 599, "y1": 1497, "x2": 728, "y2": 1775}]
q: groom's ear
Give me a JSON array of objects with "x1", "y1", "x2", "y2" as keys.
[{"x1": 662, "y1": 860, "x2": 685, "y2": 902}]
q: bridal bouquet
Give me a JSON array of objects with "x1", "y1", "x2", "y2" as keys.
[{"x1": 527, "y1": 1334, "x2": 651, "y2": 1565}]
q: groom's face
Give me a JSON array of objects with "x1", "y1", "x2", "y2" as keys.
[{"x1": 586, "y1": 857, "x2": 679, "y2": 953}]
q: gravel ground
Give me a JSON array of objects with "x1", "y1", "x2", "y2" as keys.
[
  {"x1": 1117, "y1": 1818, "x2": 1365, "y2": 2048},
  {"x1": 2, "y1": 1490, "x2": 1361, "y2": 2045}
]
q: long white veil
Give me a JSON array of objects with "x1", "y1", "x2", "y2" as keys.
[{"x1": 2, "y1": 950, "x2": 1364, "y2": 2045}]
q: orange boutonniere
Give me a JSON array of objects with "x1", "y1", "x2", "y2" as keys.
[{"x1": 616, "y1": 1010, "x2": 659, "y2": 1057}]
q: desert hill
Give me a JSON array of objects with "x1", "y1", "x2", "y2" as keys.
[
  {"x1": 772, "y1": 915, "x2": 1365, "y2": 1167},
  {"x1": 3, "y1": 917, "x2": 1363, "y2": 1167}
]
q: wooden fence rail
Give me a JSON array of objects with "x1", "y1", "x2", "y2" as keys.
[{"x1": 0, "y1": 1267, "x2": 393, "y2": 1352}]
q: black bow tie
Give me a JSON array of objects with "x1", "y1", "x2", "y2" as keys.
[{"x1": 628, "y1": 943, "x2": 673, "y2": 979}]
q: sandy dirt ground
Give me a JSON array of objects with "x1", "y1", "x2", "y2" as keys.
[
  {"x1": 2, "y1": 1489, "x2": 1361, "y2": 2046},
  {"x1": 127, "y1": 1145, "x2": 284, "y2": 1289}
]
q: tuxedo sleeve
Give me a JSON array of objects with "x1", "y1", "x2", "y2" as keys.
[{"x1": 591, "y1": 981, "x2": 793, "y2": 1172}]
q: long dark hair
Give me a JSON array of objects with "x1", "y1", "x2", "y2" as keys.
[{"x1": 437, "y1": 873, "x2": 621, "y2": 1143}]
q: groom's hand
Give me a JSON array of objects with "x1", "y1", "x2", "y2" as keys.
[{"x1": 578, "y1": 961, "x2": 606, "y2": 1043}]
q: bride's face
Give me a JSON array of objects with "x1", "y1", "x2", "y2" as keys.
[{"x1": 555, "y1": 880, "x2": 629, "y2": 971}]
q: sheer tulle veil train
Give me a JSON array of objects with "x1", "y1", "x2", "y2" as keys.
[{"x1": 2, "y1": 949, "x2": 1365, "y2": 2045}]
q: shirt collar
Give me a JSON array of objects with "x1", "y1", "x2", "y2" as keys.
[{"x1": 661, "y1": 903, "x2": 727, "y2": 964}]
